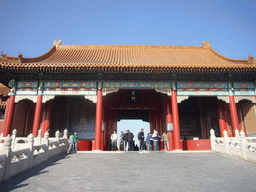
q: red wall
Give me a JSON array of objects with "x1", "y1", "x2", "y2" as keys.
[
  {"x1": 77, "y1": 140, "x2": 92, "y2": 151},
  {"x1": 181, "y1": 139, "x2": 211, "y2": 150}
]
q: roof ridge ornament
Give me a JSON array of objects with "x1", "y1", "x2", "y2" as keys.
[
  {"x1": 248, "y1": 55, "x2": 254, "y2": 64},
  {"x1": 1, "y1": 51, "x2": 7, "y2": 59},
  {"x1": 53, "y1": 40, "x2": 62, "y2": 48},
  {"x1": 18, "y1": 53, "x2": 23, "y2": 59},
  {"x1": 202, "y1": 41, "x2": 211, "y2": 48}
]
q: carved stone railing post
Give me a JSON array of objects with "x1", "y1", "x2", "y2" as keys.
[
  {"x1": 3, "y1": 135, "x2": 12, "y2": 180},
  {"x1": 35, "y1": 129, "x2": 42, "y2": 145},
  {"x1": 235, "y1": 129, "x2": 240, "y2": 141},
  {"x1": 43, "y1": 131, "x2": 49, "y2": 160},
  {"x1": 240, "y1": 131, "x2": 246, "y2": 160},
  {"x1": 27, "y1": 134, "x2": 34, "y2": 168},
  {"x1": 210, "y1": 129, "x2": 216, "y2": 151},
  {"x1": 55, "y1": 130, "x2": 60, "y2": 152},
  {"x1": 223, "y1": 130, "x2": 229, "y2": 154},
  {"x1": 63, "y1": 129, "x2": 68, "y2": 151},
  {"x1": 63, "y1": 129, "x2": 68, "y2": 139},
  {"x1": 11, "y1": 129, "x2": 17, "y2": 150}
]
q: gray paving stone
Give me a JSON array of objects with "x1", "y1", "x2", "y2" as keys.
[{"x1": 0, "y1": 151, "x2": 256, "y2": 192}]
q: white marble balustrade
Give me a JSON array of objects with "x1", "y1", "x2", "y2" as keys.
[
  {"x1": 211, "y1": 129, "x2": 256, "y2": 162},
  {"x1": 0, "y1": 129, "x2": 68, "y2": 182}
]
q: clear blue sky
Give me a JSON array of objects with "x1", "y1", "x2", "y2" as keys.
[{"x1": 0, "y1": 0, "x2": 255, "y2": 59}]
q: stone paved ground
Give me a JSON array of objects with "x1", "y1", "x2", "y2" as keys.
[{"x1": 1, "y1": 151, "x2": 256, "y2": 192}]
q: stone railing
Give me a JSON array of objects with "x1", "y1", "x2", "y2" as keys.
[
  {"x1": 210, "y1": 129, "x2": 256, "y2": 162},
  {"x1": 0, "y1": 129, "x2": 68, "y2": 182}
]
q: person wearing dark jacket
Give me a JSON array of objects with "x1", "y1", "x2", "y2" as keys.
[
  {"x1": 123, "y1": 130, "x2": 128, "y2": 151},
  {"x1": 127, "y1": 130, "x2": 134, "y2": 151},
  {"x1": 137, "y1": 128, "x2": 145, "y2": 151}
]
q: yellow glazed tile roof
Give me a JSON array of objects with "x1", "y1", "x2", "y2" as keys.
[{"x1": 1, "y1": 41, "x2": 255, "y2": 70}]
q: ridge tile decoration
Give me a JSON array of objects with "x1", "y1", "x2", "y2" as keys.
[
  {"x1": 103, "y1": 81, "x2": 171, "y2": 89},
  {"x1": 177, "y1": 81, "x2": 229, "y2": 96}
]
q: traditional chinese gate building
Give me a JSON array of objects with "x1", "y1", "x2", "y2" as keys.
[{"x1": 1, "y1": 40, "x2": 256, "y2": 151}]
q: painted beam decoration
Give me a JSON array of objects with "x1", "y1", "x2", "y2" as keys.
[
  {"x1": 14, "y1": 80, "x2": 256, "y2": 97},
  {"x1": 177, "y1": 81, "x2": 229, "y2": 96},
  {"x1": 16, "y1": 81, "x2": 39, "y2": 95},
  {"x1": 43, "y1": 81, "x2": 97, "y2": 95},
  {"x1": 103, "y1": 81, "x2": 171, "y2": 89},
  {"x1": 233, "y1": 82, "x2": 255, "y2": 96}
]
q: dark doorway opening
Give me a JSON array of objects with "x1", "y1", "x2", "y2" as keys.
[{"x1": 117, "y1": 109, "x2": 149, "y2": 122}]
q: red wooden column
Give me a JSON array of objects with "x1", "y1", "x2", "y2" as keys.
[
  {"x1": 166, "y1": 96, "x2": 174, "y2": 151},
  {"x1": 229, "y1": 95, "x2": 239, "y2": 135},
  {"x1": 3, "y1": 98, "x2": 10, "y2": 133},
  {"x1": 217, "y1": 100, "x2": 226, "y2": 137},
  {"x1": 40, "y1": 105, "x2": 47, "y2": 135},
  {"x1": 171, "y1": 85, "x2": 181, "y2": 150},
  {"x1": 101, "y1": 98, "x2": 105, "y2": 150},
  {"x1": 32, "y1": 94, "x2": 43, "y2": 137},
  {"x1": 43, "y1": 100, "x2": 53, "y2": 136},
  {"x1": 3, "y1": 94, "x2": 16, "y2": 137},
  {"x1": 94, "y1": 84, "x2": 103, "y2": 151}
]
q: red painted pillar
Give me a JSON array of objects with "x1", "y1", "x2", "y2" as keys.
[
  {"x1": 166, "y1": 96, "x2": 174, "y2": 151},
  {"x1": 40, "y1": 105, "x2": 47, "y2": 136},
  {"x1": 171, "y1": 87, "x2": 181, "y2": 150},
  {"x1": 101, "y1": 99, "x2": 105, "y2": 151},
  {"x1": 32, "y1": 94, "x2": 43, "y2": 137},
  {"x1": 229, "y1": 95, "x2": 239, "y2": 135},
  {"x1": 43, "y1": 100, "x2": 53, "y2": 136},
  {"x1": 3, "y1": 98, "x2": 10, "y2": 131},
  {"x1": 217, "y1": 100, "x2": 226, "y2": 137},
  {"x1": 3, "y1": 95, "x2": 16, "y2": 137},
  {"x1": 94, "y1": 86, "x2": 102, "y2": 150}
]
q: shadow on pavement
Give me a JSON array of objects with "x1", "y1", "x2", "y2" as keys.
[{"x1": 0, "y1": 153, "x2": 70, "y2": 192}]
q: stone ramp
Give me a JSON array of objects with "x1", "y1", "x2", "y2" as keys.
[{"x1": 1, "y1": 152, "x2": 256, "y2": 192}]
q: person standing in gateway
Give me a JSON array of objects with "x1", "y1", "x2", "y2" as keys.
[
  {"x1": 162, "y1": 131, "x2": 170, "y2": 151},
  {"x1": 111, "y1": 130, "x2": 118, "y2": 151},
  {"x1": 137, "y1": 128, "x2": 145, "y2": 151},
  {"x1": 72, "y1": 132, "x2": 79, "y2": 152},
  {"x1": 127, "y1": 130, "x2": 134, "y2": 151}
]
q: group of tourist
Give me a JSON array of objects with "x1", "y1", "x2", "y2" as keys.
[
  {"x1": 110, "y1": 128, "x2": 170, "y2": 151},
  {"x1": 67, "y1": 128, "x2": 170, "y2": 152},
  {"x1": 110, "y1": 130, "x2": 135, "y2": 151}
]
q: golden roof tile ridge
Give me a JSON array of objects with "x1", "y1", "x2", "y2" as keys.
[{"x1": 58, "y1": 44, "x2": 204, "y2": 50}]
